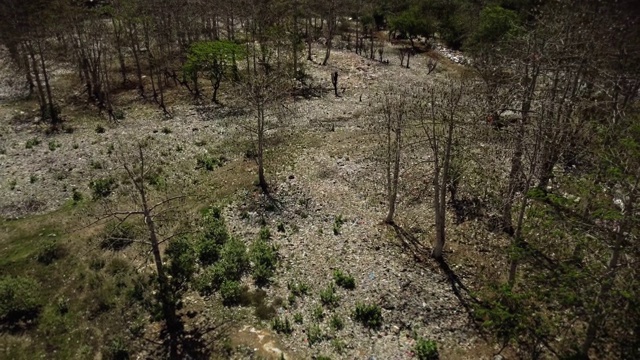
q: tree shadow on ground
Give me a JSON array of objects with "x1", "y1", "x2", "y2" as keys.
[
  {"x1": 390, "y1": 224, "x2": 481, "y2": 324},
  {"x1": 146, "y1": 317, "x2": 232, "y2": 360}
]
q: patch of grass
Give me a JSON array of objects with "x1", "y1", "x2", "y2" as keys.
[
  {"x1": 72, "y1": 143, "x2": 79, "y2": 150},
  {"x1": 72, "y1": 188, "x2": 83, "y2": 204},
  {"x1": 161, "y1": 127, "x2": 172, "y2": 134},
  {"x1": 0, "y1": 146, "x2": 5, "y2": 155},
  {"x1": 194, "y1": 139, "x2": 207, "y2": 147},
  {"x1": 333, "y1": 269, "x2": 355, "y2": 289},
  {"x1": 320, "y1": 283, "x2": 339, "y2": 308},
  {"x1": 307, "y1": 324, "x2": 325, "y2": 346},
  {"x1": 30, "y1": 175, "x2": 38, "y2": 184},
  {"x1": 0, "y1": 276, "x2": 43, "y2": 323},
  {"x1": 89, "y1": 160, "x2": 104, "y2": 170},
  {"x1": 330, "y1": 314, "x2": 344, "y2": 331},
  {"x1": 331, "y1": 339, "x2": 346, "y2": 354},
  {"x1": 95, "y1": 125, "x2": 106, "y2": 134},
  {"x1": 271, "y1": 316, "x2": 293, "y2": 334},
  {"x1": 333, "y1": 214, "x2": 345, "y2": 235},
  {"x1": 259, "y1": 227, "x2": 271, "y2": 241},
  {"x1": 414, "y1": 338, "x2": 439, "y2": 360},
  {"x1": 25, "y1": 137, "x2": 41, "y2": 149},
  {"x1": 293, "y1": 313, "x2": 303, "y2": 324},
  {"x1": 277, "y1": 223, "x2": 285, "y2": 233},
  {"x1": 100, "y1": 222, "x2": 139, "y2": 251},
  {"x1": 106, "y1": 144, "x2": 115, "y2": 155},
  {"x1": 90, "y1": 177, "x2": 116, "y2": 199},
  {"x1": 196, "y1": 154, "x2": 227, "y2": 171},
  {"x1": 288, "y1": 281, "x2": 310, "y2": 297},
  {"x1": 312, "y1": 305, "x2": 324, "y2": 321},
  {"x1": 36, "y1": 240, "x2": 66, "y2": 265},
  {"x1": 353, "y1": 302, "x2": 382, "y2": 328},
  {"x1": 9, "y1": 179, "x2": 17, "y2": 190},
  {"x1": 48, "y1": 140, "x2": 61, "y2": 152},
  {"x1": 105, "y1": 337, "x2": 129, "y2": 360}
]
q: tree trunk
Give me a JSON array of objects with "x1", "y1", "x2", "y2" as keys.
[
  {"x1": 385, "y1": 114, "x2": 402, "y2": 224},
  {"x1": 257, "y1": 106, "x2": 267, "y2": 191},
  {"x1": 26, "y1": 42, "x2": 46, "y2": 119},
  {"x1": 36, "y1": 39, "x2": 59, "y2": 126}
]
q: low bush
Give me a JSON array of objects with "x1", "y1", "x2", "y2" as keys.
[
  {"x1": 307, "y1": 324, "x2": 325, "y2": 346},
  {"x1": 312, "y1": 305, "x2": 324, "y2": 321},
  {"x1": 105, "y1": 337, "x2": 129, "y2": 360},
  {"x1": 353, "y1": 302, "x2": 382, "y2": 328},
  {"x1": 90, "y1": 177, "x2": 116, "y2": 199},
  {"x1": 25, "y1": 137, "x2": 41, "y2": 149},
  {"x1": 196, "y1": 154, "x2": 226, "y2": 171},
  {"x1": 414, "y1": 337, "x2": 439, "y2": 360},
  {"x1": 0, "y1": 276, "x2": 43, "y2": 323},
  {"x1": 250, "y1": 238, "x2": 278, "y2": 286},
  {"x1": 272, "y1": 316, "x2": 293, "y2": 334},
  {"x1": 165, "y1": 236, "x2": 196, "y2": 292},
  {"x1": 288, "y1": 281, "x2": 310, "y2": 297},
  {"x1": 293, "y1": 313, "x2": 303, "y2": 324},
  {"x1": 333, "y1": 269, "x2": 355, "y2": 289},
  {"x1": 330, "y1": 314, "x2": 344, "y2": 331},
  {"x1": 320, "y1": 283, "x2": 339, "y2": 308},
  {"x1": 36, "y1": 240, "x2": 66, "y2": 265},
  {"x1": 101, "y1": 222, "x2": 139, "y2": 251},
  {"x1": 220, "y1": 280, "x2": 243, "y2": 306}
]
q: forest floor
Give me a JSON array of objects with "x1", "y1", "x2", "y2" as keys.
[{"x1": 0, "y1": 43, "x2": 511, "y2": 359}]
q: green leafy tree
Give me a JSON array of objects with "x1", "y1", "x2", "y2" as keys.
[
  {"x1": 389, "y1": 6, "x2": 435, "y2": 49},
  {"x1": 183, "y1": 40, "x2": 245, "y2": 103}
]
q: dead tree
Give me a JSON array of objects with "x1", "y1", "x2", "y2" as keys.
[{"x1": 331, "y1": 71, "x2": 339, "y2": 97}]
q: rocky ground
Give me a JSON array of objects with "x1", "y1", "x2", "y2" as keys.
[{"x1": 1, "y1": 43, "x2": 502, "y2": 359}]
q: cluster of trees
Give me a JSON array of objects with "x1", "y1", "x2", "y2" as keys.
[{"x1": 375, "y1": 1, "x2": 640, "y2": 359}]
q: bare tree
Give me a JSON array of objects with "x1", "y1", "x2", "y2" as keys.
[{"x1": 380, "y1": 91, "x2": 408, "y2": 224}]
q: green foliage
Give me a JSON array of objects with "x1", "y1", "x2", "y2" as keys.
[
  {"x1": 196, "y1": 238, "x2": 248, "y2": 295},
  {"x1": 307, "y1": 323, "x2": 325, "y2": 346},
  {"x1": 353, "y1": 302, "x2": 382, "y2": 328},
  {"x1": 333, "y1": 269, "x2": 355, "y2": 289},
  {"x1": 277, "y1": 223, "x2": 285, "y2": 233},
  {"x1": 331, "y1": 339, "x2": 346, "y2": 354},
  {"x1": 330, "y1": 314, "x2": 344, "y2": 331},
  {"x1": 473, "y1": 283, "x2": 529, "y2": 343},
  {"x1": 0, "y1": 276, "x2": 42, "y2": 323},
  {"x1": 197, "y1": 207, "x2": 230, "y2": 265},
  {"x1": 183, "y1": 40, "x2": 245, "y2": 83},
  {"x1": 320, "y1": 283, "x2": 340, "y2": 308},
  {"x1": 415, "y1": 338, "x2": 439, "y2": 360},
  {"x1": 196, "y1": 154, "x2": 227, "y2": 171},
  {"x1": 389, "y1": 7, "x2": 435, "y2": 41},
  {"x1": 95, "y1": 125, "x2": 106, "y2": 134},
  {"x1": 90, "y1": 177, "x2": 116, "y2": 199},
  {"x1": 312, "y1": 305, "x2": 324, "y2": 321},
  {"x1": 166, "y1": 236, "x2": 196, "y2": 292},
  {"x1": 9, "y1": 179, "x2": 17, "y2": 190},
  {"x1": 101, "y1": 221, "x2": 139, "y2": 251},
  {"x1": 288, "y1": 280, "x2": 310, "y2": 297},
  {"x1": 272, "y1": 316, "x2": 293, "y2": 334},
  {"x1": 25, "y1": 137, "x2": 41, "y2": 149},
  {"x1": 293, "y1": 313, "x2": 303, "y2": 324},
  {"x1": 105, "y1": 337, "x2": 129, "y2": 360},
  {"x1": 72, "y1": 188, "x2": 83, "y2": 203},
  {"x1": 36, "y1": 240, "x2": 66, "y2": 265},
  {"x1": 333, "y1": 215, "x2": 345, "y2": 235},
  {"x1": 220, "y1": 280, "x2": 243, "y2": 305},
  {"x1": 250, "y1": 238, "x2": 278, "y2": 286},
  {"x1": 161, "y1": 126, "x2": 172, "y2": 134},
  {"x1": 468, "y1": 5, "x2": 520, "y2": 48},
  {"x1": 259, "y1": 227, "x2": 271, "y2": 241},
  {"x1": 48, "y1": 140, "x2": 60, "y2": 151}
]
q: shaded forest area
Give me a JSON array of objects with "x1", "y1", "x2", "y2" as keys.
[{"x1": 0, "y1": 0, "x2": 639, "y2": 359}]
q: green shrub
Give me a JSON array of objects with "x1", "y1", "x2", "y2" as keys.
[
  {"x1": 196, "y1": 207, "x2": 230, "y2": 265},
  {"x1": 307, "y1": 324, "x2": 325, "y2": 346},
  {"x1": 277, "y1": 223, "x2": 285, "y2": 233},
  {"x1": 101, "y1": 222, "x2": 139, "y2": 251},
  {"x1": 272, "y1": 316, "x2": 293, "y2": 334},
  {"x1": 330, "y1": 314, "x2": 344, "y2": 331},
  {"x1": 250, "y1": 238, "x2": 278, "y2": 286},
  {"x1": 90, "y1": 177, "x2": 116, "y2": 199},
  {"x1": 196, "y1": 154, "x2": 226, "y2": 171},
  {"x1": 312, "y1": 305, "x2": 324, "y2": 321},
  {"x1": 333, "y1": 214, "x2": 345, "y2": 235},
  {"x1": 353, "y1": 302, "x2": 382, "y2": 328},
  {"x1": 0, "y1": 276, "x2": 42, "y2": 323},
  {"x1": 220, "y1": 280, "x2": 243, "y2": 305},
  {"x1": 36, "y1": 240, "x2": 66, "y2": 265},
  {"x1": 48, "y1": 140, "x2": 60, "y2": 152},
  {"x1": 161, "y1": 127, "x2": 172, "y2": 134},
  {"x1": 72, "y1": 188, "x2": 83, "y2": 203},
  {"x1": 288, "y1": 281, "x2": 310, "y2": 297},
  {"x1": 320, "y1": 283, "x2": 339, "y2": 308},
  {"x1": 333, "y1": 269, "x2": 355, "y2": 289},
  {"x1": 415, "y1": 337, "x2": 439, "y2": 360},
  {"x1": 95, "y1": 125, "x2": 106, "y2": 134},
  {"x1": 113, "y1": 109, "x2": 125, "y2": 120},
  {"x1": 165, "y1": 236, "x2": 196, "y2": 292},
  {"x1": 9, "y1": 179, "x2": 17, "y2": 190},
  {"x1": 29, "y1": 175, "x2": 37, "y2": 184},
  {"x1": 25, "y1": 137, "x2": 41, "y2": 149},
  {"x1": 293, "y1": 313, "x2": 303, "y2": 324},
  {"x1": 331, "y1": 339, "x2": 346, "y2": 354},
  {"x1": 196, "y1": 238, "x2": 248, "y2": 295},
  {"x1": 259, "y1": 227, "x2": 271, "y2": 241},
  {"x1": 105, "y1": 337, "x2": 129, "y2": 360}
]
